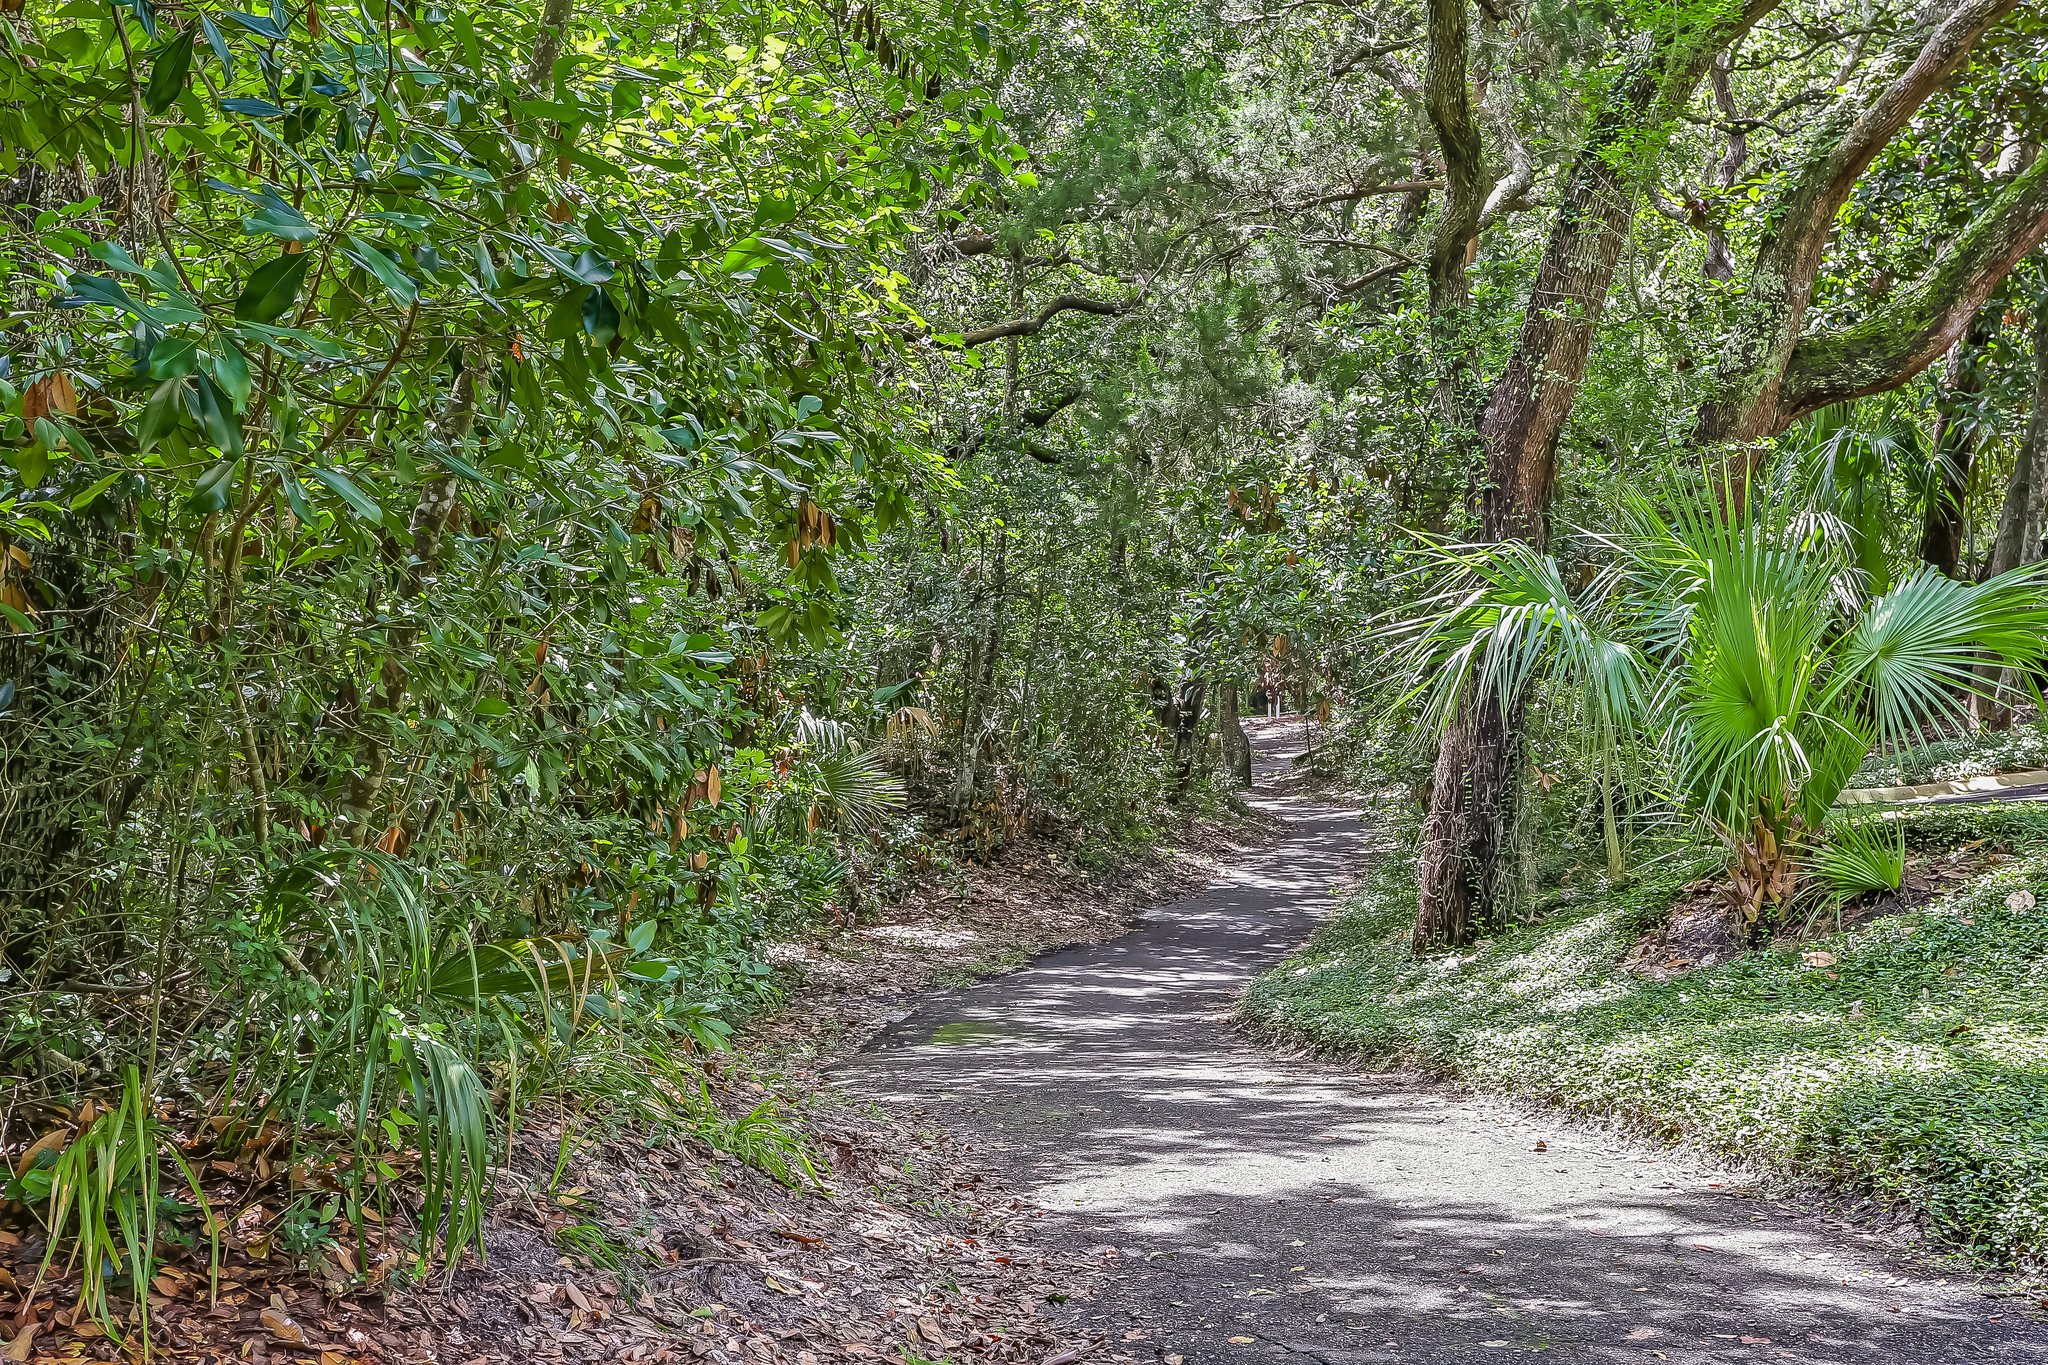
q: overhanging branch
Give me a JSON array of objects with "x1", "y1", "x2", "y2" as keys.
[
  {"x1": 951, "y1": 294, "x2": 1140, "y2": 348},
  {"x1": 1775, "y1": 151, "x2": 2048, "y2": 429}
]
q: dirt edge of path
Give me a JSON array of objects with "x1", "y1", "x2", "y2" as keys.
[
  {"x1": 397, "y1": 791, "x2": 1299, "y2": 1365},
  {"x1": 747, "y1": 799, "x2": 1284, "y2": 1070}
]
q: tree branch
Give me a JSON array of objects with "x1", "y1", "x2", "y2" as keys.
[
  {"x1": 1022, "y1": 389, "x2": 1084, "y2": 428},
  {"x1": 1424, "y1": 0, "x2": 1485, "y2": 311},
  {"x1": 1694, "y1": 0, "x2": 2021, "y2": 451},
  {"x1": 1277, "y1": 180, "x2": 1442, "y2": 212},
  {"x1": 950, "y1": 295, "x2": 1139, "y2": 349},
  {"x1": 1773, "y1": 150, "x2": 2048, "y2": 428},
  {"x1": 1330, "y1": 37, "x2": 1423, "y2": 82}
]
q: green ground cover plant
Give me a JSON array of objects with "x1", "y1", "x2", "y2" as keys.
[
  {"x1": 1245, "y1": 803, "x2": 2048, "y2": 1267},
  {"x1": 1851, "y1": 722, "x2": 2048, "y2": 789}
]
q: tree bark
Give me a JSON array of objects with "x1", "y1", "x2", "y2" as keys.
[
  {"x1": 1414, "y1": 6, "x2": 1777, "y2": 947},
  {"x1": 1423, "y1": 0, "x2": 1485, "y2": 317},
  {"x1": 1170, "y1": 677, "x2": 1207, "y2": 802},
  {"x1": 1219, "y1": 680, "x2": 1253, "y2": 790},
  {"x1": 340, "y1": 368, "x2": 479, "y2": 838},
  {"x1": 1415, "y1": 681, "x2": 1521, "y2": 950},
  {"x1": 1984, "y1": 292, "x2": 2048, "y2": 580},
  {"x1": 1975, "y1": 292, "x2": 2048, "y2": 726},
  {"x1": 1772, "y1": 150, "x2": 2048, "y2": 426},
  {"x1": 1917, "y1": 311, "x2": 1998, "y2": 577}
]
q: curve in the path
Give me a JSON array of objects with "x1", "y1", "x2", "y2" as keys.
[{"x1": 838, "y1": 726, "x2": 2048, "y2": 1365}]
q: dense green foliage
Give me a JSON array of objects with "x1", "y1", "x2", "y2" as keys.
[
  {"x1": 3, "y1": 0, "x2": 2047, "y2": 1317},
  {"x1": 1247, "y1": 803, "x2": 2048, "y2": 1266}
]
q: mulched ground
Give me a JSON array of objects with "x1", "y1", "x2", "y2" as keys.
[
  {"x1": 399, "y1": 1081, "x2": 1113, "y2": 1365},
  {"x1": 1624, "y1": 841, "x2": 2008, "y2": 980}
]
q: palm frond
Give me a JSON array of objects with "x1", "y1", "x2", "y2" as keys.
[
  {"x1": 1392, "y1": 537, "x2": 1641, "y2": 742},
  {"x1": 1829, "y1": 562, "x2": 2048, "y2": 759},
  {"x1": 1807, "y1": 816, "x2": 1906, "y2": 902}
]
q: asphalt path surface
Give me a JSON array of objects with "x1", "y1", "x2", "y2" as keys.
[{"x1": 839, "y1": 725, "x2": 2048, "y2": 1364}]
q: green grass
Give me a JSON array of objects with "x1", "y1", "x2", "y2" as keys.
[{"x1": 1244, "y1": 804, "x2": 2048, "y2": 1268}]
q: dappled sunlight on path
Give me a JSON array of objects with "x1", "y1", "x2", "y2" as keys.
[{"x1": 839, "y1": 724, "x2": 2048, "y2": 1364}]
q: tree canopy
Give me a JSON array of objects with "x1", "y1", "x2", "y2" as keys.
[{"x1": 3, "y1": 0, "x2": 2047, "y2": 1328}]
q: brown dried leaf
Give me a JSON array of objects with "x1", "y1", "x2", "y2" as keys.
[{"x1": 261, "y1": 1306, "x2": 307, "y2": 1343}]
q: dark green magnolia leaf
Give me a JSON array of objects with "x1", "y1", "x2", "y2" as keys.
[
  {"x1": 656, "y1": 229, "x2": 685, "y2": 279},
  {"x1": 11, "y1": 443, "x2": 49, "y2": 488},
  {"x1": 362, "y1": 211, "x2": 431, "y2": 233},
  {"x1": 544, "y1": 286, "x2": 590, "y2": 342},
  {"x1": 188, "y1": 374, "x2": 243, "y2": 456},
  {"x1": 473, "y1": 697, "x2": 511, "y2": 718},
  {"x1": 136, "y1": 376, "x2": 189, "y2": 452},
  {"x1": 187, "y1": 458, "x2": 235, "y2": 514},
  {"x1": 538, "y1": 245, "x2": 615, "y2": 285},
  {"x1": 307, "y1": 466, "x2": 383, "y2": 524},
  {"x1": 343, "y1": 238, "x2": 418, "y2": 305},
  {"x1": 146, "y1": 336, "x2": 199, "y2": 380},
  {"x1": 582, "y1": 288, "x2": 621, "y2": 347},
  {"x1": 282, "y1": 105, "x2": 322, "y2": 145},
  {"x1": 88, "y1": 241, "x2": 147, "y2": 275},
  {"x1": 234, "y1": 252, "x2": 310, "y2": 324},
  {"x1": 243, "y1": 198, "x2": 317, "y2": 243},
  {"x1": 65, "y1": 272, "x2": 140, "y2": 315},
  {"x1": 220, "y1": 96, "x2": 286, "y2": 119},
  {"x1": 199, "y1": 15, "x2": 233, "y2": 77},
  {"x1": 281, "y1": 476, "x2": 315, "y2": 524},
  {"x1": 145, "y1": 26, "x2": 194, "y2": 114},
  {"x1": 70, "y1": 471, "x2": 124, "y2": 510},
  {"x1": 432, "y1": 445, "x2": 495, "y2": 486},
  {"x1": 206, "y1": 345, "x2": 252, "y2": 412},
  {"x1": 224, "y1": 8, "x2": 285, "y2": 37}
]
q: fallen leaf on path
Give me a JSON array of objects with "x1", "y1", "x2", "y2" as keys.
[
  {"x1": 1625, "y1": 1327, "x2": 1656, "y2": 1340},
  {"x1": 1227, "y1": 1337, "x2": 1255, "y2": 1346}
]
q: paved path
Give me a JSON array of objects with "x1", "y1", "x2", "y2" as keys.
[{"x1": 839, "y1": 728, "x2": 2048, "y2": 1364}]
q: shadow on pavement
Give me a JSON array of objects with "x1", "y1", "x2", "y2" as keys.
[{"x1": 837, "y1": 730, "x2": 2048, "y2": 1364}]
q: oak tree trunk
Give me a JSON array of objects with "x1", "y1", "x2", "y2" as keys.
[
  {"x1": 1917, "y1": 311, "x2": 1997, "y2": 577},
  {"x1": 1983, "y1": 293, "x2": 2048, "y2": 580},
  {"x1": 1219, "y1": 680, "x2": 1253, "y2": 790},
  {"x1": 1415, "y1": 14, "x2": 1775, "y2": 946}
]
